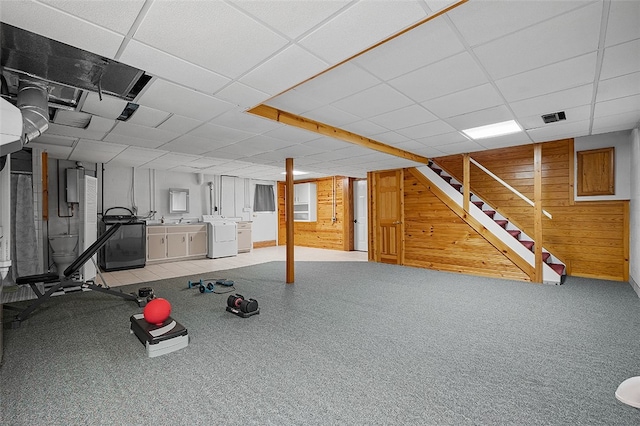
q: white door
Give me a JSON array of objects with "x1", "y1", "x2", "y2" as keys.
[{"x1": 354, "y1": 180, "x2": 368, "y2": 252}]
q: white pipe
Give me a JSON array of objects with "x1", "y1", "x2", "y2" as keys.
[
  {"x1": 469, "y1": 157, "x2": 552, "y2": 219},
  {"x1": 0, "y1": 155, "x2": 12, "y2": 279}
]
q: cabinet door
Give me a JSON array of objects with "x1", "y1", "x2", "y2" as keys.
[
  {"x1": 167, "y1": 233, "x2": 188, "y2": 258},
  {"x1": 237, "y1": 229, "x2": 252, "y2": 252},
  {"x1": 147, "y1": 234, "x2": 166, "y2": 260},
  {"x1": 188, "y1": 231, "x2": 207, "y2": 256}
]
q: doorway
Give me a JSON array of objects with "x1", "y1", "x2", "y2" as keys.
[{"x1": 353, "y1": 179, "x2": 368, "y2": 252}]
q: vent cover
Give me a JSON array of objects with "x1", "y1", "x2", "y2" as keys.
[{"x1": 542, "y1": 111, "x2": 566, "y2": 124}]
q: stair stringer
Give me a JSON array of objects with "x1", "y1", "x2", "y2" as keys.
[{"x1": 412, "y1": 166, "x2": 562, "y2": 284}]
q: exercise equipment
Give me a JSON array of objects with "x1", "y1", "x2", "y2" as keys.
[
  {"x1": 143, "y1": 297, "x2": 171, "y2": 325},
  {"x1": 130, "y1": 312, "x2": 189, "y2": 358},
  {"x1": 187, "y1": 278, "x2": 235, "y2": 294},
  {"x1": 6, "y1": 223, "x2": 149, "y2": 328},
  {"x1": 226, "y1": 293, "x2": 259, "y2": 318}
]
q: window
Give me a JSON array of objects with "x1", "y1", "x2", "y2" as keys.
[{"x1": 254, "y1": 184, "x2": 275, "y2": 212}]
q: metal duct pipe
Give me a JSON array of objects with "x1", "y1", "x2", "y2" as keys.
[{"x1": 17, "y1": 79, "x2": 49, "y2": 143}]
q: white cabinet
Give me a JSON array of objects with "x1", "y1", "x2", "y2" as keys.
[
  {"x1": 237, "y1": 221, "x2": 252, "y2": 253},
  {"x1": 293, "y1": 183, "x2": 317, "y2": 222},
  {"x1": 146, "y1": 225, "x2": 207, "y2": 263}
]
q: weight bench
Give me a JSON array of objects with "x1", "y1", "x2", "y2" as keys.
[{"x1": 5, "y1": 222, "x2": 148, "y2": 328}]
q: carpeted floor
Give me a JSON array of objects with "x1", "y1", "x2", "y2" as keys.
[{"x1": 2, "y1": 261, "x2": 640, "y2": 425}]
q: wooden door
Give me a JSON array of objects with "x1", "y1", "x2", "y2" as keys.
[{"x1": 375, "y1": 170, "x2": 403, "y2": 264}]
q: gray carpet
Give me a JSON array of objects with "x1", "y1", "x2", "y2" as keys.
[{"x1": 2, "y1": 261, "x2": 640, "y2": 425}]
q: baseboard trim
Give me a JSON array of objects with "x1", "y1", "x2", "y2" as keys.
[
  {"x1": 630, "y1": 276, "x2": 640, "y2": 298},
  {"x1": 253, "y1": 240, "x2": 276, "y2": 249}
]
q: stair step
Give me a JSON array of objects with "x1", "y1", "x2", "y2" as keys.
[
  {"x1": 507, "y1": 229, "x2": 521, "y2": 238},
  {"x1": 472, "y1": 201, "x2": 483, "y2": 208},
  {"x1": 431, "y1": 167, "x2": 442, "y2": 175},
  {"x1": 549, "y1": 263, "x2": 565, "y2": 275},
  {"x1": 483, "y1": 210, "x2": 496, "y2": 218},
  {"x1": 520, "y1": 240, "x2": 534, "y2": 250},
  {"x1": 451, "y1": 183, "x2": 462, "y2": 191},
  {"x1": 494, "y1": 219, "x2": 508, "y2": 228},
  {"x1": 441, "y1": 176, "x2": 452, "y2": 183},
  {"x1": 542, "y1": 252, "x2": 550, "y2": 262}
]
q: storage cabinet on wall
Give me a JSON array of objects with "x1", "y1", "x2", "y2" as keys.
[
  {"x1": 293, "y1": 182, "x2": 317, "y2": 222},
  {"x1": 146, "y1": 224, "x2": 207, "y2": 263}
]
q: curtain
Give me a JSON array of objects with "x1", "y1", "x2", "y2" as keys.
[{"x1": 254, "y1": 184, "x2": 275, "y2": 212}]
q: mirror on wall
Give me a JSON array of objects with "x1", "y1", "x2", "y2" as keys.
[{"x1": 169, "y1": 188, "x2": 189, "y2": 213}]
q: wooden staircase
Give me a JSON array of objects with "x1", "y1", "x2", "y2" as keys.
[{"x1": 419, "y1": 162, "x2": 566, "y2": 284}]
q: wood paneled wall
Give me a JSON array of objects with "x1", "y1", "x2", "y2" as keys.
[
  {"x1": 403, "y1": 170, "x2": 530, "y2": 281},
  {"x1": 435, "y1": 139, "x2": 629, "y2": 281},
  {"x1": 278, "y1": 176, "x2": 353, "y2": 251}
]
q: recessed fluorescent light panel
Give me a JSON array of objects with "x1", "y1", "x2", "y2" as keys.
[
  {"x1": 281, "y1": 170, "x2": 309, "y2": 176},
  {"x1": 461, "y1": 120, "x2": 522, "y2": 140}
]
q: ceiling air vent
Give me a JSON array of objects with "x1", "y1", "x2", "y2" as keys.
[
  {"x1": 541, "y1": 111, "x2": 566, "y2": 124},
  {"x1": 118, "y1": 102, "x2": 139, "y2": 121}
]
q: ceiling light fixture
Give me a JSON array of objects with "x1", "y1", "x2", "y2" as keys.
[
  {"x1": 461, "y1": 120, "x2": 522, "y2": 140},
  {"x1": 281, "y1": 170, "x2": 309, "y2": 176}
]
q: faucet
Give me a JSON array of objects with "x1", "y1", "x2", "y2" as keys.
[{"x1": 178, "y1": 217, "x2": 184, "y2": 224}]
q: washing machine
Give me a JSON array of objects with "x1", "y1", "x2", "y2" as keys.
[{"x1": 202, "y1": 215, "x2": 238, "y2": 259}]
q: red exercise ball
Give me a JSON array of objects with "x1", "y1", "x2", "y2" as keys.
[{"x1": 143, "y1": 297, "x2": 171, "y2": 325}]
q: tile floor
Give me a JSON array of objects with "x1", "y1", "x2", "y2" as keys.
[{"x1": 96, "y1": 246, "x2": 368, "y2": 287}]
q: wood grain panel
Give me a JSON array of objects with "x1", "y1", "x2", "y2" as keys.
[
  {"x1": 278, "y1": 176, "x2": 353, "y2": 250},
  {"x1": 435, "y1": 138, "x2": 628, "y2": 281}
]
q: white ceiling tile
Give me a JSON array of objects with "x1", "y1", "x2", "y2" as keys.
[
  {"x1": 396, "y1": 120, "x2": 457, "y2": 140},
  {"x1": 40, "y1": 0, "x2": 145, "y2": 35},
  {"x1": 341, "y1": 120, "x2": 389, "y2": 137},
  {"x1": 134, "y1": 1, "x2": 288, "y2": 78},
  {"x1": 138, "y1": 79, "x2": 234, "y2": 121},
  {"x1": 262, "y1": 126, "x2": 320, "y2": 144},
  {"x1": 473, "y1": 2, "x2": 602, "y2": 80},
  {"x1": 188, "y1": 123, "x2": 256, "y2": 145},
  {"x1": 393, "y1": 140, "x2": 431, "y2": 152},
  {"x1": 126, "y1": 105, "x2": 171, "y2": 128},
  {"x1": 202, "y1": 150, "x2": 246, "y2": 161},
  {"x1": 495, "y1": 52, "x2": 597, "y2": 102},
  {"x1": 111, "y1": 122, "x2": 178, "y2": 143},
  {"x1": 389, "y1": 52, "x2": 488, "y2": 102},
  {"x1": 353, "y1": 14, "x2": 465, "y2": 81},
  {"x1": 509, "y1": 84, "x2": 594, "y2": 117},
  {"x1": 32, "y1": 133, "x2": 76, "y2": 147},
  {"x1": 302, "y1": 105, "x2": 361, "y2": 127},
  {"x1": 422, "y1": 84, "x2": 504, "y2": 119},
  {"x1": 215, "y1": 82, "x2": 270, "y2": 109},
  {"x1": 87, "y1": 116, "x2": 117, "y2": 133},
  {"x1": 233, "y1": 0, "x2": 350, "y2": 40},
  {"x1": 209, "y1": 110, "x2": 281, "y2": 134},
  {"x1": 156, "y1": 140, "x2": 210, "y2": 156},
  {"x1": 445, "y1": 105, "x2": 516, "y2": 131},
  {"x1": 475, "y1": 131, "x2": 534, "y2": 150},
  {"x1": 596, "y1": 72, "x2": 640, "y2": 103},
  {"x1": 372, "y1": 104, "x2": 438, "y2": 131},
  {"x1": 526, "y1": 119, "x2": 590, "y2": 143},
  {"x1": 292, "y1": 63, "x2": 381, "y2": 106},
  {"x1": 119, "y1": 41, "x2": 231, "y2": 94},
  {"x1": 331, "y1": 84, "x2": 414, "y2": 119},
  {"x1": 415, "y1": 131, "x2": 468, "y2": 148},
  {"x1": 103, "y1": 133, "x2": 164, "y2": 149},
  {"x1": 146, "y1": 152, "x2": 201, "y2": 166},
  {"x1": 46, "y1": 123, "x2": 107, "y2": 141},
  {"x1": 28, "y1": 142, "x2": 73, "y2": 159},
  {"x1": 592, "y1": 111, "x2": 640, "y2": 134},
  {"x1": 594, "y1": 94, "x2": 640, "y2": 118},
  {"x1": 240, "y1": 45, "x2": 329, "y2": 96},
  {"x1": 600, "y1": 39, "x2": 640, "y2": 80},
  {"x1": 108, "y1": 146, "x2": 167, "y2": 167},
  {"x1": 163, "y1": 133, "x2": 230, "y2": 152},
  {"x1": 447, "y1": 0, "x2": 592, "y2": 47},
  {"x1": 372, "y1": 131, "x2": 411, "y2": 145},
  {"x1": 187, "y1": 157, "x2": 226, "y2": 168},
  {"x1": 299, "y1": 0, "x2": 427, "y2": 64},
  {"x1": 605, "y1": 0, "x2": 640, "y2": 47},
  {"x1": 81, "y1": 92, "x2": 128, "y2": 120},
  {"x1": 519, "y1": 104, "x2": 592, "y2": 131},
  {"x1": 265, "y1": 89, "x2": 325, "y2": 115},
  {"x1": 1, "y1": 0, "x2": 125, "y2": 58},
  {"x1": 71, "y1": 139, "x2": 127, "y2": 163},
  {"x1": 156, "y1": 115, "x2": 203, "y2": 134}
]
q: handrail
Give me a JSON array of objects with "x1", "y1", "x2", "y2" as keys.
[{"x1": 469, "y1": 157, "x2": 552, "y2": 219}]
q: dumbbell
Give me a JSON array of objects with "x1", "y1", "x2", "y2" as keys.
[
  {"x1": 227, "y1": 294, "x2": 258, "y2": 314},
  {"x1": 199, "y1": 282, "x2": 215, "y2": 293}
]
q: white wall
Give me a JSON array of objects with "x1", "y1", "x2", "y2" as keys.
[
  {"x1": 629, "y1": 127, "x2": 640, "y2": 295},
  {"x1": 574, "y1": 130, "x2": 632, "y2": 201}
]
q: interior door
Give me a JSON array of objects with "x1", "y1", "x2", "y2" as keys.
[
  {"x1": 354, "y1": 180, "x2": 368, "y2": 252},
  {"x1": 375, "y1": 170, "x2": 403, "y2": 264}
]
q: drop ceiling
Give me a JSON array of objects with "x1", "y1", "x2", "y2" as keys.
[{"x1": 1, "y1": 0, "x2": 638, "y2": 181}]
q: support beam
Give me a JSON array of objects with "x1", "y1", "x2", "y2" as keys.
[
  {"x1": 249, "y1": 105, "x2": 430, "y2": 164},
  {"x1": 286, "y1": 158, "x2": 294, "y2": 284},
  {"x1": 533, "y1": 144, "x2": 543, "y2": 283}
]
